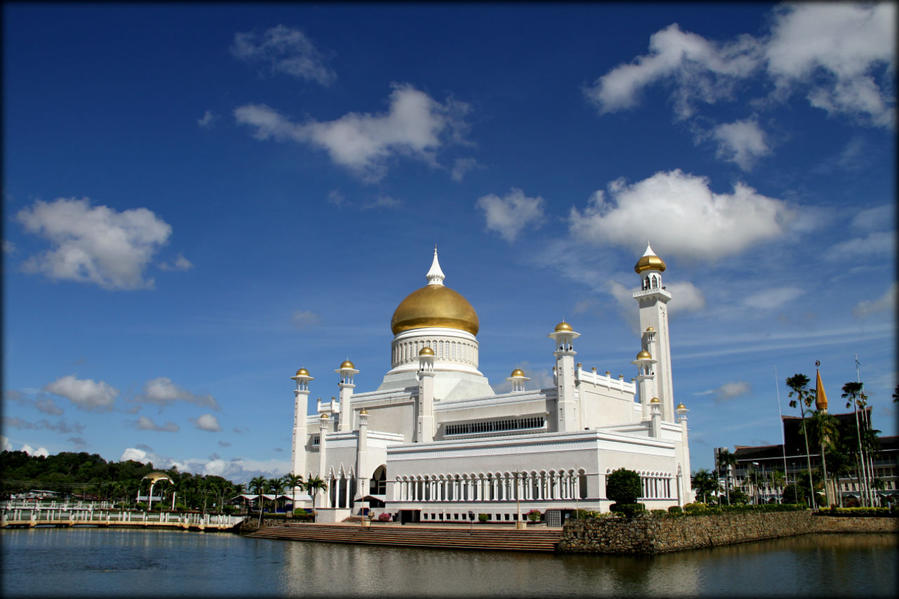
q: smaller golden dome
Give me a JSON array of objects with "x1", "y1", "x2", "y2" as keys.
[
  {"x1": 645, "y1": 326, "x2": 655, "y2": 332},
  {"x1": 359, "y1": 408, "x2": 368, "y2": 415},
  {"x1": 296, "y1": 368, "x2": 310, "y2": 377},
  {"x1": 320, "y1": 412, "x2": 329, "y2": 419},
  {"x1": 510, "y1": 368, "x2": 526, "y2": 378},
  {"x1": 554, "y1": 321, "x2": 573, "y2": 332},
  {"x1": 635, "y1": 244, "x2": 667, "y2": 273},
  {"x1": 650, "y1": 397, "x2": 661, "y2": 403},
  {"x1": 676, "y1": 403, "x2": 687, "y2": 411},
  {"x1": 419, "y1": 347, "x2": 435, "y2": 356},
  {"x1": 339, "y1": 360, "x2": 356, "y2": 370},
  {"x1": 635, "y1": 350, "x2": 652, "y2": 360}
]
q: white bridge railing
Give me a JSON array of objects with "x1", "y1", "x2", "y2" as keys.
[{"x1": 1, "y1": 507, "x2": 245, "y2": 529}]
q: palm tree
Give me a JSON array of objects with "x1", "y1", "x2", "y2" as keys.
[
  {"x1": 770, "y1": 469, "x2": 786, "y2": 503},
  {"x1": 842, "y1": 381, "x2": 871, "y2": 506},
  {"x1": 717, "y1": 449, "x2": 736, "y2": 505},
  {"x1": 249, "y1": 476, "x2": 268, "y2": 526},
  {"x1": 304, "y1": 476, "x2": 327, "y2": 510},
  {"x1": 283, "y1": 474, "x2": 304, "y2": 516},
  {"x1": 268, "y1": 477, "x2": 286, "y2": 513},
  {"x1": 787, "y1": 373, "x2": 817, "y2": 509},
  {"x1": 691, "y1": 469, "x2": 719, "y2": 504},
  {"x1": 807, "y1": 410, "x2": 839, "y2": 506}
]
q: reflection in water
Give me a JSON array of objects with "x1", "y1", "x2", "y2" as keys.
[{"x1": 2, "y1": 529, "x2": 896, "y2": 598}]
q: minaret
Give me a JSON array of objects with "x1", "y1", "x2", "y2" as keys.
[
  {"x1": 318, "y1": 412, "x2": 330, "y2": 507},
  {"x1": 633, "y1": 243, "x2": 675, "y2": 422},
  {"x1": 355, "y1": 408, "x2": 370, "y2": 513},
  {"x1": 649, "y1": 397, "x2": 662, "y2": 437},
  {"x1": 676, "y1": 402, "x2": 692, "y2": 504},
  {"x1": 336, "y1": 360, "x2": 359, "y2": 432},
  {"x1": 416, "y1": 347, "x2": 435, "y2": 442},
  {"x1": 549, "y1": 321, "x2": 580, "y2": 432},
  {"x1": 507, "y1": 368, "x2": 530, "y2": 393},
  {"x1": 290, "y1": 368, "x2": 313, "y2": 478},
  {"x1": 632, "y1": 349, "x2": 657, "y2": 420}
]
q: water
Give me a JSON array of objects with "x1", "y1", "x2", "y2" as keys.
[{"x1": 2, "y1": 528, "x2": 896, "y2": 597}]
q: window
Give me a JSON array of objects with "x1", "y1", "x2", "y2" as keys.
[{"x1": 445, "y1": 416, "x2": 546, "y2": 437}]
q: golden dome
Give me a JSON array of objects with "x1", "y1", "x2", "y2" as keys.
[
  {"x1": 320, "y1": 412, "x2": 329, "y2": 419},
  {"x1": 391, "y1": 285, "x2": 479, "y2": 335},
  {"x1": 676, "y1": 403, "x2": 687, "y2": 411},
  {"x1": 359, "y1": 408, "x2": 368, "y2": 415},
  {"x1": 554, "y1": 321, "x2": 573, "y2": 332},
  {"x1": 339, "y1": 360, "x2": 356, "y2": 370},
  {"x1": 510, "y1": 368, "x2": 526, "y2": 378},
  {"x1": 635, "y1": 350, "x2": 652, "y2": 360},
  {"x1": 645, "y1": 326, "x2": 655, "y2": 332},
  {"x1": 650, "y1": 397, "x2": 661, "y2": 403},
  {"x1": 419, "y1": 347, "x2": 435, "y2": 356},
  {"x1": 634, "y1": 243, "x2": 666, "y2": 273},
  {"x1": 295, "y1": 368, "x2": 310, "y2": 377}
]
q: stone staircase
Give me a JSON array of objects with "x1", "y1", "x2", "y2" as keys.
[{"x1": 248, "y1": 523, "x2": 562, "y2": 552}]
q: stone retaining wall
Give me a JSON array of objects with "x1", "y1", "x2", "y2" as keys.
[{"x1": 558, "y1": 512, "x2": 898, "y2": 555}]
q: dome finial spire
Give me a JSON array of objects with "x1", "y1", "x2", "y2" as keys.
[{"x1": 426, "y1": 244, "x2": 445, "y2": 286}]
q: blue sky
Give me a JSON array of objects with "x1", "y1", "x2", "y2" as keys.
[{"x1": 3, "y1": 3, "x2": 895, "y2": 482}]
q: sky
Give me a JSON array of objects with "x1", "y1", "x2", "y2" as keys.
[{"x1": 3, "y1": 3, "x2": 895, "y2": 483}]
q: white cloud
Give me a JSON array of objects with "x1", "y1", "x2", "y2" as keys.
[
  {"x1": 16, "y1": 198, "x2": 173, "y2": 290},
  {"x1": 665, "y1": 281, "x2": 706, "y2": 314},
  {"x1": 765, "y1": 3, "x2": 895, "y2": 128},
  {"x1": 121, "y1": 447, "x2": 151, "y2": 463},
  {"x1": 584, "y1": 23, "x2": 761, "y2": 119},
  {"x1": 192, "y1": 413, "x2": 221, "y2": 432},
  {"x1": 476, "y1": 188, "x2": 545, "y2": 243},
  {"x1": 327, "y1": 189, "x2": 346, "y2": 207},
  {"x1": 364, "y1": 195, "x2": 402, "y2": 210},
  {"x1": 138, "y1": 377, "x2": 219, "y2": 410},
  {"x1": 2, "y1": 416, "x2": 84, "y2": 434},
  {"x1": 711, "y1": 119, "x2": 770, "y2": 170},
  {"x1": 826, "y1": 231, "x2": 895, "y2": 262},
  {"x1": 1, "y1": 435, "x2": 12, "y2": 451},
  {"x1": 570, "y1": 170, "x2": 795, "y2": 260},
  {"x1": 697, "y1": 381, "x2": 751, "y2": 402},
  {"x1": 44, "y1": 375, "x2": 117, "y2": 411},
  {"x1": 197, "y1": 110, "x2": 216, "y2": 128},
  {"x1": 119, "y1": 446, "x2": 289, "y2": 483},
  {"x1": 451, "y1": 157, "x2": 478, "y2": 182},
  {"x1": 231, "y1": 25, "x2": 336, "y2": 86},
  {"x1": 853, "y1": 283, "x2": 896, "y2": 318},
  {"x1": 743, "y1": 286, "x2": 804, "y2": 310},
  {"x1": 234, "y1": 84, "x2": 470, "y2": 181},
  {"x1": 135, "y1": 416, "x2": 179, "y2": 432},
  {"x1": 851, "y1": 204, "x2": 894, "y2": 232},
  {"x1": 21, "y1": 444, "x2": 49, "y2": 458},
  {"x1": 291, "y1": 310, "x2": 320, "y2": 329},
  {"x1": 158, "y1": 254, "x2": 193, "y2": 271},
  {"x1": 586, "y1": 4, "x2": 895, "y2": 128}
]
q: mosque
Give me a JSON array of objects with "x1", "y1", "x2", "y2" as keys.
[{"x1": 289, "y1": 245, "x2": 692, "y2": 523}]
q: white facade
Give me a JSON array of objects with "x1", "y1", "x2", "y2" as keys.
[{"x1": 289, "y1": 246, "x2": 693, "y2": 522}]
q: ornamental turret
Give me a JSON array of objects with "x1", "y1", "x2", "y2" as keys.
[
  {"x1": 290, "y1": 368, "x2": 314, "y2": 477},
  {"x1": 549, "y1": 321, "x2": 580, "y2": 432}
]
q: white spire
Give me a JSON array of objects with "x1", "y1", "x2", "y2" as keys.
[
  {"x1": 642, "y1": 242, "x2": 656, "y2": 257},
  {"x1": 426, "y1": 244, "x2": 445, "y2": 286}
]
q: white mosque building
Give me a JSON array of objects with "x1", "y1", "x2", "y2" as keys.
[{"x1": 289, "y1": 245, "x2": 692, "y2": 523}]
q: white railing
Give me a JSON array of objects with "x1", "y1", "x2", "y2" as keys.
[{"x1": 1, "y1": 507, "x2": 244, "y2": 529}]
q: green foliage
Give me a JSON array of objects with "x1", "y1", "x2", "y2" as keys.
[
  {"x1": 606, "y1": 468, "x2": 642, "y2": 505},
  {"x1": 782, "y1": 483, "x2": 807, "y2": 505},
  {"x1": 610, "y1": 503, "x2": 646, "y2": 518},
  {"x1": 667, "y1": 505, "x2": 683, "y2": 515},
  {"x1": 821, "y1": 507, "x2": 897, "y2": 517},
  {"x1": 684, "y1": 502, "x2": 708, "y2": 513},
  {"x1": 526, "y1": 509, "x2": 542, "y2": 522},
  {"x1": 572, "y1": 509, "x2": 603, "y2": 520},
  {"x1": 478, "y1": 513, "x2": 489, "y2": 523}
]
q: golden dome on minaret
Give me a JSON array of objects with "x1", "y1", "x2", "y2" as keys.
[
  {"x1": 295, "y1": 368, "x2": 310, "y2": 377},
  {"x1": 510, "y1": 368, "x2": 526, "y2": 378},
  {"x1": 339, "y1": 360, "x2": 356, "y2": 370},
  {"x1": 391, "y1": 247, "x2": 479, "y2": 336},
  {"x1": 554, "y1": 321, "x2": 574, "y2": 332},
  {"x1": 634, "y1": 243, "x2": 667, "y2": 273},
  {"x1": 419, "y1": 347, "x2": 435, "y2": 356}
]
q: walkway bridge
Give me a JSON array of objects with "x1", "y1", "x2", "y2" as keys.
[
  {"x1": 248, "y1": 522, "x2": 563, "y2": 552},
  {"x1": 1, "y1": 504, "x2": 245, "y2": 531}
]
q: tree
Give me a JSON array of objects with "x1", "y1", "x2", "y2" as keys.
[
  {"x1": 782, "y1": 483, "x2": 807, "y2": 505},
  {"x1": 606, "y1": 468, "x2": 642, "y2": 505},
  {"x1": 787, "y1": 374, "x2": 817, "y2": 509},
  {"x1": 249, "y1": 476, "x2": 268, "y2": 526},
  {"x1": 717, "y1": 449, "x2": 736, "y2": 505},
  {"x1": 304, "y1": 476, "x2": 327, "y2": 510},
  {"x1": 268, "y1": 477, "x2": 285, "y2": 513},
  {"x1": 806, "y1": 410, "x2": 839, "y2": 506},
  {"x1": 842, "y1": 381, "x2": 873, "y2": 506},
  {"x1": 283, "y1": 474, "x2": 303, "y2": 515},
  {"x1": 691, "y1": 469, "x2": 719, "y2": 504}
]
